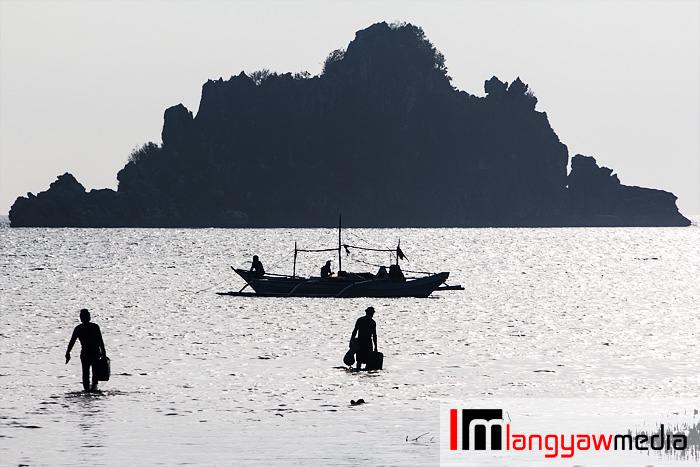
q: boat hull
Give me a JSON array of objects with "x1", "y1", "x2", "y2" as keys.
[{"x1": 228, "y1": 269, "x2": 449, "y2": 298}]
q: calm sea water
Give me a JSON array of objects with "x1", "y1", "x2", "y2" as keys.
[{"x1": 1, "y1": 217, "x2": 699, "y2": 466}]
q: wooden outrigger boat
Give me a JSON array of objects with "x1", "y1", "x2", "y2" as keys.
[
  {"x1": 217, "y1": 219, "x2": 463, "y2": 298},
  {"x1": 223, "y1": 268, "x2": 452, "y2": 298}
]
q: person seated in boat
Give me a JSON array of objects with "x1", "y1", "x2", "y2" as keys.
[
  {"x1": 249, "y1": 255, "x2": 265, "y2": 278},
  {"x1": 389, "y1": 264, "x2": 405, "y2": 282},
  {"x1": 321, "y1": 260, "x2": 333, "y2": 278},
  {"x1": 375, "y1": 266, "x2": 389, "y2": 279},
  {"x1": 350, "y1": 306, "x2": 378, "y2": 371}
]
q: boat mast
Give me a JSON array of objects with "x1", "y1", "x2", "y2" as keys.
[
  {"x1": 338, "y1": 215, "x2": 342, "y2": 273},
  {"x1": 293, "y1": 241, "x2": 297, "y2": 278}
]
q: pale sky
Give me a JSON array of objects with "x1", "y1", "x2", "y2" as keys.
[{"x1": 1, "y1": 0, "x2": 698, "y2": 217}]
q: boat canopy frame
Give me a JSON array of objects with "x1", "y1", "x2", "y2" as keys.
[{"x1": 290, "y1": 215, "x2": 409, "y2": 278}]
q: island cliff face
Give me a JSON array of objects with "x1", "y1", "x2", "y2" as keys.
[{"x1": 9, "y1": 22, "x2": 691, "y2": 227}]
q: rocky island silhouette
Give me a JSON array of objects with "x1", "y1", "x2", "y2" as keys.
[{"x1": 9, "y1": 22, "x2": 691, "y2": 227}]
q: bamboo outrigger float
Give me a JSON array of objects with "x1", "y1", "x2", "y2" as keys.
[{"x1": 217, "y1": 217, "x2": 463, "y2": 298}]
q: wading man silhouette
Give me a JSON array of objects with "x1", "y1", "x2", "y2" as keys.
[
  {"x1": 65, "y1": 309, "x2": 106, "y2": 392},
  {"x1": 250, "y1": 255, "x2": 265, "y2": 278},
  {"x1": 350, "y1": 306, "x2": 378, "y2": 370}
]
